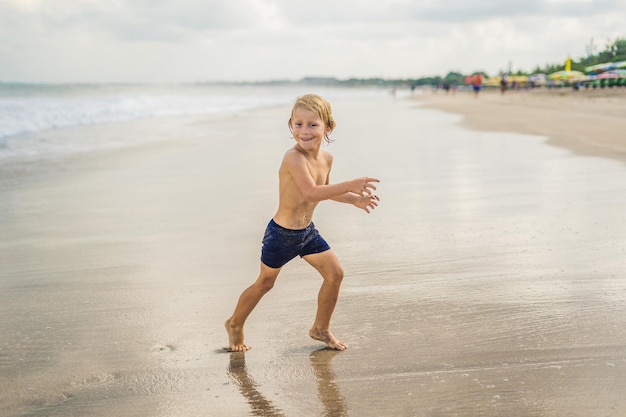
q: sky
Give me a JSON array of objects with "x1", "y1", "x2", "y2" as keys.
[{"x1": 1, "y1": 0, "x2": 625, "y2": 83}]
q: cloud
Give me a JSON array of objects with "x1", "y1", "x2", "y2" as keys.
[
  {"x1": 406, "y1": 0, "x2": 625, "y2": 22},
  {"x1": 2, "y1": 0, "x2": 248, "y2": 42},
  {"x1": 260, "y1": 0, "x2": 626, "y2": 25},
  {"x1": 0, "y1": 0, "x2": 624, "y2": 82}
]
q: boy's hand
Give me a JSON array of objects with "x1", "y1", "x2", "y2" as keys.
[
  {"x1": 351, "y1": 177, "x2": 380, "y2": 197},
  {"x1": 355, "y1": 194, "x2": 380, "y2": 213}
]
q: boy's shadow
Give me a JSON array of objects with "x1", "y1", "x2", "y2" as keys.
[
  {"x1": 310, "y1": 348, "x2": 348, "y2": 417},
  {"x1": 227, "y1": 348, "x2": 347, "y2": 417},
  {"x1": 227, "y1": 352, "x2": 285, "y2": 417}
]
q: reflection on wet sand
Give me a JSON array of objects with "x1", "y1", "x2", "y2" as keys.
[
  {"x1": 228, "y1": 353, "x2": 286, "y2": 417},
  {"x1": 310, "y1": 348, "x2": 348, "y2": 417},
  {"x1": 228, "y1": 349, "x2": 348, "y2": 416}
]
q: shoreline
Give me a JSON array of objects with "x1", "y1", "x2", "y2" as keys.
[{"x1": 412, "y1": 87, "x2": 626, "y2": 163}]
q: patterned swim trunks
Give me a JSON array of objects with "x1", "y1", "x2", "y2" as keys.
[{"x1": 260, "y1": 219, "x2": 330, "y2": 269}]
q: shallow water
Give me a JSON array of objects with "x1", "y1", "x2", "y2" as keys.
[{"x1": 1, "y1": 95, "x2": 625, "y2": 416}]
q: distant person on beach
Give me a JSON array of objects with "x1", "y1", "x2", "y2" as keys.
[
  {"x1": 500, "y1": 74, "x2": 508, "y2": 95},
  {"x1": 472, "y1": 73, "x2": 483, "y2": 98},
  {"x1": 225, "y1": 94, "x2": 381, "y2": 352}
]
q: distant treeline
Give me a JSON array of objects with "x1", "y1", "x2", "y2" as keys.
[
  {"x1": 537, "y1": 37, "x2": 626, "y2": 76},
  {"x1": 209, "y1": 37, "x2": 626, "y2": 88}
]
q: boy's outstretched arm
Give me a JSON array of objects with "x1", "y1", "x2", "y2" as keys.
[
  {"x1": 298, "y1": 176, "x2": 379, "y2": 203},
  {"x1": 285, "y1": 151, "x2": 379, "y2": 202},
  {"x1": 332, "y1": 192, "x2": 380, "y2": 213}
]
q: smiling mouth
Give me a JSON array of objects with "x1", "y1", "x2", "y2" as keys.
[{"x1": 300, "y1": 137, "x2": 313, "y2": 142}]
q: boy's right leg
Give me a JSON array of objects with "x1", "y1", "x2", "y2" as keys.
[{"x1": 225, "y1": 263, "x2": 281, "y2": 352}]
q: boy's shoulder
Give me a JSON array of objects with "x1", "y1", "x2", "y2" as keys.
[
  {"x1": 282, "y1": 146, "x2": 334, "y2": 163},
  {"x1": 281, "y1": 146, "x2": 303, "y2": 164}
]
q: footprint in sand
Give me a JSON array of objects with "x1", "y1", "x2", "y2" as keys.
[{"x1": 150, "y1": 343, "x2": 176, "y2": 354}]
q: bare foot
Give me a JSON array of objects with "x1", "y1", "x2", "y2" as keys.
[
  {"x1": 225, "y1": 318, "x2": 251, "y2": 352},
  {"x1": 309, "y1": 328, "x2": 348, "y2": 351}
]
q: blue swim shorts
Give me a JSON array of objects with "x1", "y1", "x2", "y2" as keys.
[{"x1": 260, "y1": 219, "x2": 330, "y2": 269}]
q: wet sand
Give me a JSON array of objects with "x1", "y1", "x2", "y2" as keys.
[
  {"x1": 416, "y1": 87, "x2": 626, "y2": 162},
  {"x1": 1, "y1": 94, "x2": 626, "y2": 416}
]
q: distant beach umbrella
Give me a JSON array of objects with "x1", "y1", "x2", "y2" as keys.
[
  {"x1": 484, "y1": 77, "x2": 501, "y2": 87},
  {"x1": 585, "y1": 62, "x2": 617, "y2": 74},
  {"x1": 595, "y1": 70, "x2": 626, "y2": 79},
  {"x1": 509, "y1": 75, "x2": 529, "y2": 83},
  {"x1": 528, "y1": 73, "x2": 547, "y2": 86},
  {"x1": 548, "y1": 70, "x2": 585, "y2": 81}
]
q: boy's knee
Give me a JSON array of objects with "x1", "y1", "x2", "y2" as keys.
[
  {"x1": 257, "y1": 277, "x2": 276, "y2": 293},
  {"x1": 327, "y1": 266, "x2": 344, "y2": 285}
]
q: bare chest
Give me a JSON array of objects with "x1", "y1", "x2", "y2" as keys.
[{"x1": 306, "y1": 160, "x2": 330, "y2": 185}]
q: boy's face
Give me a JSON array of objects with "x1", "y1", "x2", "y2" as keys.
[{"x1": 289, "y1": 108, "x2": 330, "y2": 150}]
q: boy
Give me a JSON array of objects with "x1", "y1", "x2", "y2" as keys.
[{"x1": 225, "y1": 94, "x2": 380, "y2": 352}]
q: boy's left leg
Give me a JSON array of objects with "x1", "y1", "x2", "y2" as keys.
[{"x1": 303, "y1": 250, "x2": 348, "y2": 351}]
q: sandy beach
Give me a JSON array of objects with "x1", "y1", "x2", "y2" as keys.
[
  {"x1": 415, "y1": 87, "x2": 626, "y2": 162},
  {"x1": 1, "y1": 90, "x2": 626, "y2": 416}
]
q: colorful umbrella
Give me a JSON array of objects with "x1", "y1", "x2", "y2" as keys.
[
  {"x1": 528, "y1": 73, "x2": 547, "y2": 86},
  {"x1": 484, "y1": 77, "x2": 501, "y2": 87},
  {"x1": 594, "y1": 70, "x2": 626, "y2": 79},
  {"x1": 509, "y1": 75, "x2": 529, "y2": 83},
  {"x1": 529, "y1": 73, "x2": 547, "y2": 82},
  {"x1": 548, "y1": 70, "x2": 585, "y2": 81},
  {"x1": 585, "y1": 62, "x2": 617, "y2": 74}
]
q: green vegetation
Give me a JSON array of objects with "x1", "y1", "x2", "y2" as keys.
[
  {"x1": 531, "y1": 38, "x2": 626, "y2": 75},
  {"x1": 306, "y1": 37, "x2": 624, "y2": 86},
  {"x1": 210, "y1": 37, "x2": 625, "y2": 88}
]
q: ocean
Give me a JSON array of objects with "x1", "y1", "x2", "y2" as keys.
[{"x1": 0, "y1": 83, "x2": 389, "y2": 164}]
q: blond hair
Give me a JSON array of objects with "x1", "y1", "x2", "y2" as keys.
[{"x1": 288, "y1": 94, "x2": 336, "y2": 143}]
